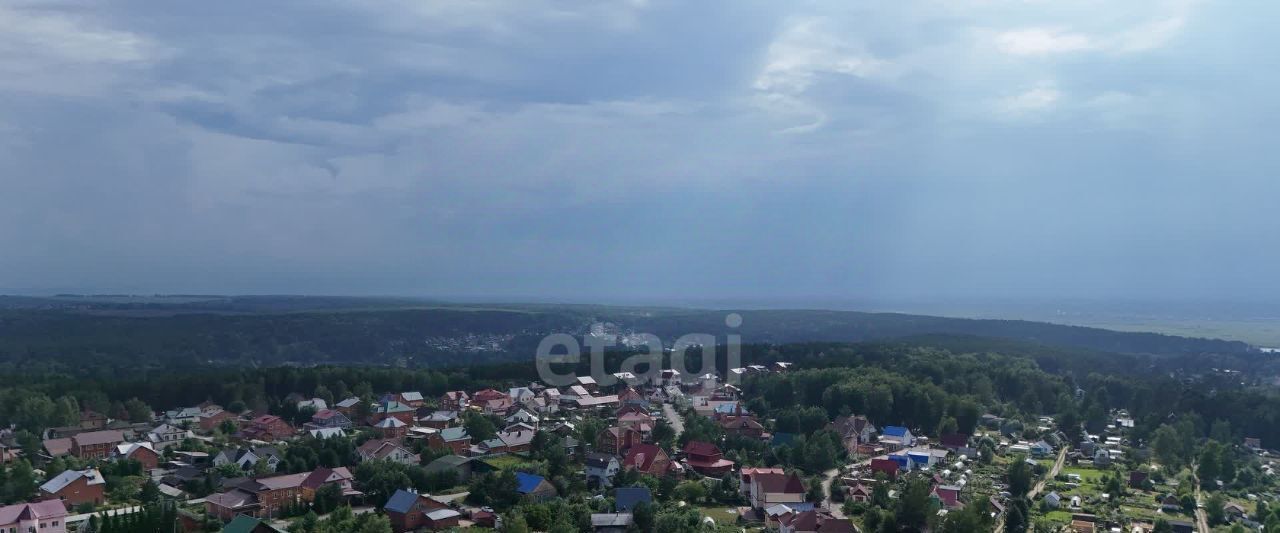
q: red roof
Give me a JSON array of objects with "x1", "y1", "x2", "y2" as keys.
[
  {"x1": 683, "y1": 441, "x2": 722, "y2": 457},
  {"x1": 472, "y1": 389, "x2": 506, "y2": 402},
  {"x1": 753, "y1": 471, "x2": 806, "y2": 494},
  {"x1": 623, "y1": 444, "x2": 668, "y2": 474}
]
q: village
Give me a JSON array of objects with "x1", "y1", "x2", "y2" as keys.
[{"x1": 1, "y1": 361, "x2": 1277, "y2": 533}]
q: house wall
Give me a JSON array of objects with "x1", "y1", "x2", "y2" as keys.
[{"x1": 44, "y1": 477, "x2": 104, "y2": 509}]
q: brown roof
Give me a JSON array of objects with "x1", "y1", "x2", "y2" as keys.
[
  {"x1": 623, "y1": 444, "x2": 668, "y2": 474},
  {"x1": 205, "y1": 489, "x2": 257, "y2": 509},
  {"x1": 253, "y1": 472, "x2": 308, "y2": 491},
  {"x1": 683, "y1": 441, "x2": 721, "y2": 457},
  {"x1": 73, "y1": 430, "x2": 125, "y2": 446},
  {"x1": 754, "y1": 472, "x2": 806, "y2": 494},
  {"x1": 43, "y1": 438, "x2": 73, "y2": 456}
]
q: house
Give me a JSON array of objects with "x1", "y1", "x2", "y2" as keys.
[
  {"x1": 383, "y1": 489, "x2": 455, "y2": 532},
  {"x1": 1030, "y1": 441, "x2": 1054, "y2": 458},
  {"x1": 516, "y1": 472, "x2": 557, "y2": 502},
  {"x1": 418, "y1": 410, "x2": 459, "y2": 430},
  {"x1": 79, "y1": 410, "x2": 108, "y2": 430},
  {"x1": 300, "y1": 467, "x2": 359, "y2": 499},
  {"x1": 591, "y1": 513, "x2": 633, "y2": 533},
  {"x1": 0, "y1": 500, "x2": 69, "y2": 533},
  {"x1": 440, "y1": 391, "x2": 470, "y2": 411},
  {"x1": 830, "y1": 415, "x2": 877, "y2": 455},
  {"x1": 1128, "y1": 471, "x2": 1149, "y2": 489},
  {"x1": 585, "y1": 453, "x2": 621, "y2": 487},
  {"x1": 164, "y1": 407, "x2": 201, "y2": 425},
  {"x1": 425, "y1": 455, "x2": 482, "y2": 483},
  {"x1": 428, "y1": 427, "x2": 472, "y2": 455},
  {"x1": 357, "y1": 439, "x2": 419, "y2": 465},
  {"x1": 472, "y1": 389, "x2": 513, "y2": 414},
  {"x1": 221, "y1": 515, "x2": 286, "y2": 533},
  {"x1": 740, "y1": 467, "x2": 785, "y2": 497},
  {"x1": 373, "y1": 417, "x2": 408, "y2": 439},
  {"x1": 239, "y1": 415, "x2": 294, "y2": 442},
  {"x1": 114, "y1": 442, "x2": 161, "y2": 470},
  {"x1": 39, "y1": 468, "x2": 105, "y2": 509},
  {"x1": 1167, "y1": 520, "x2": 1195, "y2": 533},
  {"x1": 504, "y1": 409, "x2": 539, "y2": 427},
  {"x1": 848, "y1": 484, "x2": 872, "y2": 502},
  {"x1": 199, "y1": 409, "x2": 237, "y2": 432},
  {"x1": 576, "y1": 376, "x2": 599, "y2": 392},
  {"x1": 397, "y1": 392, "x2": 426, "y2": 408},
  {"x1": 939, "y1": 433, "x2": 969, "y2": 450},
  {"x1": 778, "y1": 510, "x2": 857, "y2": 533},
  {"x1": 1160, "y1": 494, "x2": 1183, "y2": 512},
  {"x1": 683, "y1": 441, "x2": 735, "y2": 476},
  {"x1": 204, "y1": 472, "x2": 310, "y2": 521},
  {"x1": 879, "y1": 426, "x2": 915, "y2": 448},
  {"x1": 69, "y1": 430, "x2": 125, "y2": 460},
  {"x1": 614, "y1": 486, "x2": 653, "y2": 512},
  {"x1": 933, "y1": 485, "x2": 963, "y2": 509},
  {"x1": 369, "y1": 401, "x2": 416, "y2": 426},
  {"x1": 869, "y1": 458, "x2": 900, "y2": 480},
  {"x1": 1223, "y1": 502, "x2": 1248, "y2": 522},
  {"x1": 309, "y1": 409, "x2": 352, "y2": 429},
  {"x1": 575, "y1": 395, "x2": 621, "y2": 410},
  {"x1": 622, "y1": 444, "x2": 671, "y2": 476},
  {"x1": 618, "y1": 412, "x2": 655, "y2": 435},
  {"x1": 718, "y1": 412, "x2": 768, "y2": 440},
  {"x1": 745, "y1": 470, "x2": 807, "y2": 510},
  {"x1": 1043, "y1": 492, "x2": 1061, "y2": 509},
  {"x1": 1092, "y1": 448, "x2": 1112, "y2": 466},
  {"x1": 334, "y1": 397, "x2": 362, "y2": 416},
  {"x1": 597, "y1": 426, "x2": 641, "y2": 456},
  {"x1": 213, "y1": 446, "x2": 283, "y2": 472},
  {"x1": 147, "y1": 423, "x2": 193, "y2": 446},
  {"x1": 492, "y1": 428, "x2": 536, "y2": 453}
]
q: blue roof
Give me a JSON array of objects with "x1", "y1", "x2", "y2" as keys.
[
  {"x1": 515, "y1": 472, "x2": 546, "y2": 494},
  {"x1": 615, "y1": 487, "x2": 653, "y2": 512},
  {"x1": 883, "y1": 426, "x2": 910, "y2": 437},
  {"x1": 384, "y1": 489, "x2": 419, "y2": 513}
]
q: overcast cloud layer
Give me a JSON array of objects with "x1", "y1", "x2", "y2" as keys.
[{"x1": 1, "y1": 0, "x2": 1277, "y2": 303}]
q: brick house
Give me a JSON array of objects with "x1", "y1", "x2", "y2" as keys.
[
  {"x1": 622, "y1": 444, "x2": 671, "y2": 476},
  {"x1": 115, "y1": 442, "x2": 161, "y2": 470},
  {"x1": 358, "y1": 439, "x2": 419, "y2": 466},
  {"x1": 71, "y1": 430, "x2": 125, "y2": 461},
  {"x1": 239, "y1": 415, "x2": 295, "y2": 442},
  {"x1": 78, "y1": 410, "x2": 108, "y2": 430},
  {"x1": 309, "y1": 409, "x2": 353, "y2": 430},
  {"x1": 39, "y1": 469, "x2": 106, "y2": 509},
  {"x1": 440, "y1": 391, "x2": 470, "y2": 411},
  {"x1": 597, "y1": 426, "x2": 641, "y2": 456},
  {"x1": 383, "y1": 489, "x2": 456, "y2": 532},
  {"x1": 204, "y1": 472, "x2": 309, "y2": 522},
  {"x1": 199, "y1": 409, "x2": 237, "y2": 433},
  {"x1": 427, "y1": 427, "x2": 472, "y2": 456}
]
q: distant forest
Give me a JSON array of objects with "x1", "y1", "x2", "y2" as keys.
[{"x1": 0, "y1": 296, "x2": 1257, "y2": 375}]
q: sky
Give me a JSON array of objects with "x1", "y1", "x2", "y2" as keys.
[{"x1": 2, "y1": 0, "x2": 1278, "y2": 305}]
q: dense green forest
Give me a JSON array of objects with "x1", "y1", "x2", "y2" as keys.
[{"x1": 0, "y1": 296, "x2": 1258, "y2": 374}]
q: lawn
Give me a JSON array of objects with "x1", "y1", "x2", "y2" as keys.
[
  {"x1": 694, "y1": 504, "x2": 740, "y2": 526},
  {"x1": 479, "y1": 454, "x2": 532, "y2": 471}
]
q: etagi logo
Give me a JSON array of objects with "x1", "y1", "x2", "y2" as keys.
[{"x1": 536, "y1": 313, "x2": 744, "y2": 388}]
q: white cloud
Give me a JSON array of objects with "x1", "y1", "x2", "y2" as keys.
[
  {"x1": 994, "y1": 27, "x2": 1097, "y2": 55},
  {"x1": 997, "y1": 81, "x2": 1062, "y2": 115}
]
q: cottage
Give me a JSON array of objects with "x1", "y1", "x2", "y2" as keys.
[
  {"x1": 0, "y1": 500, "x2": 69, "y2": 533},
  {"x1": 418, "y1": 410, "x2": 459, "y2": 430},
  {"x1": 357, "y1": 439, "x2": 419, "y2": 465},
  {"x1": 147, "y1": 423, "x2": 193, "y2": 447},
  {"x1": 239, "y1": 415, "x2": 294, "y2": 442},
  {"x1": 425, "y1": 455, "x2": 481, "y2": 483},
  {"x1": 204, "y1": 472, "x2": 310, "y2": 521},
  {"x1": 164, "y1": 407, "x2": 201, "y2": 425},
  {"x1": 373, "y1": 417, "x2": 408, "y2": 439},
  {"x1": 369, "y1": 401, "x2": 416, "y2": 426},
  {"x1": 830, "y1": 415, "x2": 877, "y2": 456},
  {"x1": 515, "y1": 472, "x2": 557, "y2": 502},
  {"x1": 597, "y1": 426, "x2": 641, "y2": 456},
  {"x1": 114, "y1": 442, "x2": 161, "y2": 470},
  {"x1": 591, "y1": 513, "x2": 633, "y2": 533},
  {"x1": 199, "y1": 409, "x2": 237, "y2": 432},
  {"x1": 383, "y1": 489, "x2": 454, "y2": 532},
  {"x1": 428, "y1": 427, "x2": 472, "y2": 455},
  {"x1": 309, "y1": 409, "x2": 353, "y2": 430},
  {"x1": 745, "y1": 470, "x2": 807, "y2": 510},
  {"x1": 68, "y1": 430, "x2": 125, "y2": 460},
  {"x1": 622, "y1": 444, "x2": 671, "y2": 476},
  {"x1": 879, "y1": 426, "x2": 915, "y2": 448},
  {"x1": 440, "y1": 391, "x2": 470, "y2": 411},
  {"x1": 213, "y1": 446, "x2": 283, "y2": 472},
  {"x1": 585, "y1": 453, "x2": 621, "y2": 487}
]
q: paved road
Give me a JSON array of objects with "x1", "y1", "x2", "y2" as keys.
[{"x1": 662, "y1": 403, "x2": 685, "y2": 437}]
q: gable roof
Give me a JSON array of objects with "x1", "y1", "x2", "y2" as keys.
[
  {"x1": 40, "y1": 468, "x2": 105, "y2": 494},
  {"x1": 615, "y1": 487, "x2": 653, "y2": 511},
  {"x1": 220, "y1": 514, "x2": 286, "y2": 533},
  {"x1": 515, "y1": 472, "x2": 548, "y2": 494},
  {"x1": 585, "y1": 452, "x2": 618, "y2": 469},
  {"x1": 683, "y1": 440, "x2": 721, "y2": 457},
  {"x1": 73, "y1": 429, "x2": 125, "y2": 446},
  {"x1": 882, "y1": 426, "x2": 910, "y2": 438},
  {"x1": 400, "y1": 391, "x2": 424, "y2": 402},
  {"x1": 384, "y1": 489, "x2": 421, "y2": 514},
  {"x1": 439, "y1": 427, "x2": 470, "y2": 442},
  {"x1": 623, "y1": 444, "x2": 668, "y2": 473},
  {"x1": 754, "y1": 471, "x2": 806, "y2": 494},
  {"x1": 0, "y1": 500, "x2": 68, "y2": 524}
]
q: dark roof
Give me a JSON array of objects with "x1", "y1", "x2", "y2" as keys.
[
  {"x1": 754, "y1": 471, "x2": 806, "y2": 494},
  {"x1": 222, "y1": 514, "x2": 285, "y2": 533},
  {"x1": 585, "y1": 452, "x2": 618, "y2": 469},
  {"x1": 384, "y1": 489, "x2": 420, "y2": 514},
  {"x1": 683, "y1": 440, "x2": 721, "y2": 457},
  {"x1": 614, "y1": 487, "x2": 652, "y2": 512}
]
